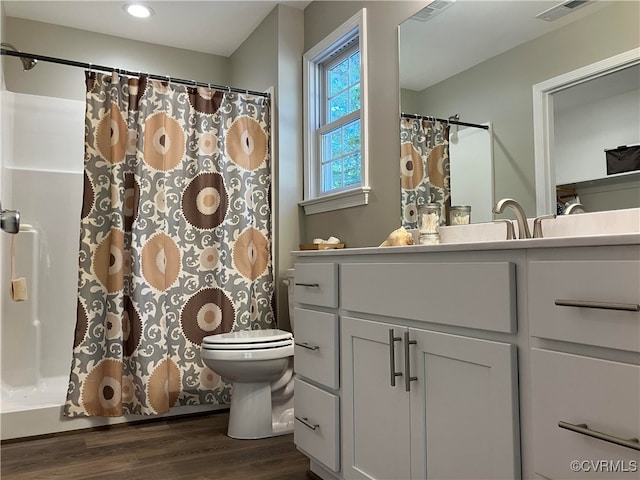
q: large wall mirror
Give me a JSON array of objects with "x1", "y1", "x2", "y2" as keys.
[{"x1": 399, "y1": 0, "x2": 640, "y2": 224}]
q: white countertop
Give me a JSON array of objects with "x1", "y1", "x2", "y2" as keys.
[
  {"x1": 293, "y1": 208, "x2": 640, "y2": 257},
  {"x1": 292, "y1": 232, "x2": 640, "y2": 256}
]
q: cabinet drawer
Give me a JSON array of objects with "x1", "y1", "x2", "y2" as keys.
[
  {"x1": 531, "y1": 348, "x2": 640, "y2": 479},
  {"x1": 293, "y1": 308, "x2": 339, "y2": 390},
  {"x1": 342, "y1": 262, "x2": 516, "y2": 333},
  {"x1": 294, "y1": 263, "x2": 338, "y2": 308},
  {"x1": 294, "y1": 378, "x2": 340, "y2": 472},
  {"x1": 528, "y1": 260, "x2": 640, "y2": 352}
]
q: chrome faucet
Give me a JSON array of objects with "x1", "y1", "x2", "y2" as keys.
[{"x1": 492, "y1": 198, "x2": 531, "y2": 239}]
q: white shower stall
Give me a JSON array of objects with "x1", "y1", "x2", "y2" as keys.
[{"x1": 0, "y1": 91, "x2": 215, "y2": 440}]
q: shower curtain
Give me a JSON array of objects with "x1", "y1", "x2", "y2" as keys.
[
  {"x1": 400, "y1": 117, "x2": 450, "y2": 228},
  {"x1": 65, "y1": 72, "x2": 273, "y2": 417}
]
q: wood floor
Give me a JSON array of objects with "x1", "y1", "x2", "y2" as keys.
[{"x1": 1, "y1": 411, "x2": 312, "y2": 480}]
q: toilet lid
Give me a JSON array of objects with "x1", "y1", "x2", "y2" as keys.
[{"x1": 202, "y1": 329, "x2": 293, "y2": 350}]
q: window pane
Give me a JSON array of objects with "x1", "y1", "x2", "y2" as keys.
[
  {"x1": 349, "y1": 51, "x2": 360, "y2": 84},
  {"x1": 349, "y1": 84, "x2": 360, "y2": 113},
  {"x1": 332, "y1": 161, "x2": 343, "y2": 189},
  {"x1": 329, "y1": 59, "x2": 349, "y2": 96},
  {"x1": 344, "y1": 120, "x2": 360, "y2": 154},
  {"x1": 322, "y1": 128, "x2": 342, "y2": 160},
  {"x1": 343, "y1": 153, "x2": 361, "y2": 187},
  {"x1": 329, "y1": 91, "x2": 349, "y2": 123},
  {"x1": 323, "y1": 159, "x2": 343, "y2": 192}
]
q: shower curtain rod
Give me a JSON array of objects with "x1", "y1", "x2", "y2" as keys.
[
  {"x1": 0, "y1": 48, "x2": 270, "y2": 99},
  {"x1": 401, "y1": 112, "x2": 489, "y2": 130}
]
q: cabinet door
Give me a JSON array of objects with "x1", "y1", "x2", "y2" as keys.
[
  {"x1": 409, "y1": 329, "x2": 520, "y2": 479},
  {"x1": 342, "y1": 316, "x2": 411, "y2": 480}
]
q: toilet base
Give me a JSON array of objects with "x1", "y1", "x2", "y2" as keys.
[{"x1": 227, "y1": 382, "x2": 294, "y2": 439}]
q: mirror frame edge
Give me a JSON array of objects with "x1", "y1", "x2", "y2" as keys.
[{"x1": 533, "y1": 47, "x2": 640, "y2": 216}]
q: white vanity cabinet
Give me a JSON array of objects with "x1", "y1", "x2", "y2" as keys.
[
  {"x1": 292, "y1": 235, "x2": 640, "y2": 480},
  {"x1": 339, "y1": 258, "x2": 521, "y2": 480},
  {"x1": 528, "y1": 245, "x2": 640, "y2": 479},
  {"x1": 342, "y1": 316, "x2": 519, "y2": 480},
  {"x1": 292, "y1": 262, "x2": 341, "y2": 473}
]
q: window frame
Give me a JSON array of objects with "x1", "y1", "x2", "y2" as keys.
[{"x1": 301, "y1": 8, "x2": 369, "y2": 215}]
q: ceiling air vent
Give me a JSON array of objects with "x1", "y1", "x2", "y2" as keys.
[
  {"x1": 411, "y1": 0, "x2": 456, "y2": 22},
  {"x1": 536, "y1": 0, "x2": 591, "y2": 22}
]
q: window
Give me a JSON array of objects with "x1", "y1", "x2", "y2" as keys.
[{"x1": 301, "y1": 9, "x2": 369, "y2": 215}]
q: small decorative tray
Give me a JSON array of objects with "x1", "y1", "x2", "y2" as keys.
[{"x1": 299, "y1": 243, "x2": 345, "y2": 250}]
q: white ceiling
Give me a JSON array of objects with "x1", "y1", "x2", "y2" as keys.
[
  {"x1": 399, "y1": 0, "x2": 611, "y2": 91},
  {"x1": 3, "y1": 1, "x2": 310, "y2": 57},
  {"x1": 2, "y1": 0, "x2": 616, "y2": 85}
]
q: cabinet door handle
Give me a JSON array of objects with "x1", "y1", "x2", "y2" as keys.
[
  {"x1": 403, "y1": 331, "x2": 417, "y2": 392},
  {"x1": 295, "y1": 282, "x2": 320, "y2": 288},
  {"x1": 388, "y1": 329, "x2": 402, "y2": 387},
  {"x1": 555, "y1": 299, "x2": 640, "y2": 312},
  {"x1": 295, "y1": 416, "x2": 319, "y2": 431},
  {"x1": 295, "y1": 341, "x2": 320, "y2": 351},
  {"x1": 558, "y1": 421, "x2": 640, "y2": 451}
]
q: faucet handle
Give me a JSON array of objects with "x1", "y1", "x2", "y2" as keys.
[
  {"x1": 533, "y1": 214, "x2": 556, "y2": 239},
  {"x1": 493, "y1": 219, "x2": 516, "y2": 240}
]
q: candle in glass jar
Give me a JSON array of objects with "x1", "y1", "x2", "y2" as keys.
[{"x1": 449, "y1": 206, "x2": 471, "y2": 225}]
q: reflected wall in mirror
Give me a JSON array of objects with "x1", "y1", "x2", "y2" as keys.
[
  {"x1": 533, "y1": 51, "x2": 640, "y2": 215},
  {"x1": 399, "y1": 0, "x2": 640, "y2": 223}
]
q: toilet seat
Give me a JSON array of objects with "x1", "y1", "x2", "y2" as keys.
[
  {"x1": 202, "y1": 329, "x2": 293, "y2": 351},
  {"x1": 201, "y1": 329, "x2": 294, "y2": 361}
]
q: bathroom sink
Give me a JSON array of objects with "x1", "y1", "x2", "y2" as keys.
[
  {"x1": 416, "y1": 207, "x2": 640, "y2": 245},
  {"x1": 526, "y1": 207, "x2": 640, "y2": 239},
  {"x1": 439, "y1": 221, "x2": 515, "y2": 244}
]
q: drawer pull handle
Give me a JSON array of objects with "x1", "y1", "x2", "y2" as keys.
[
  {"x1": 295, "y1": 342, "x2": 320, "y2": 351},
  {"x1": 558, "y1": 421, "x2": 640, "y2": 451},
  {"x1": 403, "y1": 331, "x2": 417, "y2": 392},
  {"x1": 388, "y1": 329, "x2": 402, "y2": 387},
  {"x1": 295, "y1": 282, "x2": 320, "y2": 288},
  {"x1": 555, "y1": 299, "x2": 640, "y2": 312},
  {"x1": 296, "y1": 416, "x2": 319, "y2": 431}
]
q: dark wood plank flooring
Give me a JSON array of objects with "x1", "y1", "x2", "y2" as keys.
[{"x1": 1, "y1": 411, "x2": 311, "y2": 480}]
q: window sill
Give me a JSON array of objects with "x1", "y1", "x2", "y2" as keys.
[{"x1": 299, "y1": 186, "x2": 371, "y2": 215}]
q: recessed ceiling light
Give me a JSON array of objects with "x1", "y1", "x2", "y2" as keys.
[{"x1": 124, "y1": 3, "x2": 154, "y2": 18}]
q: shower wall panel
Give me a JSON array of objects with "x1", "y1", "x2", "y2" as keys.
[{"x1": 1, "y1": 90, "x2": 83, "y2": 400}]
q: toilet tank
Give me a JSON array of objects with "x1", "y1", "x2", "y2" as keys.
[{"x1": 284, "y1": 268, "x2": 295, "y2": 332}]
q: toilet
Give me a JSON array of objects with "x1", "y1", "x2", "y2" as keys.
[{"x1": 200, "y1": 269, "x2": 296, "y2": 439}]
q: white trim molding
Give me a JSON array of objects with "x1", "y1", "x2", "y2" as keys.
[
  {"x1": 532, "y1": 48, "x2": 640, "y2": 215},
  {"x1": 299, "y1": 186, "x2": 371, "y2": 215},
  {"x1": 301, "y1": 8, "x2": 369, "y2": 215}
]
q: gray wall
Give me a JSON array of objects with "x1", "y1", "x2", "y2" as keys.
[
  {"x1": 405, "y1": 1, "x2": 640, "y2": 218},
  {"x1": 2, "y1": 17, "x2": 230, "y2": 101},
  {"x1": 303, "y1": 1, "x2": 424, "y2": 248}
]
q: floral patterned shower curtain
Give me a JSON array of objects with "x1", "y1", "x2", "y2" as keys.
[
  {"x1": 65, "y1": 72, "x2": 273, "y2": 417},
  {"x1": 400, "y1": 117, "x2": 450, "y2": 228}
]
